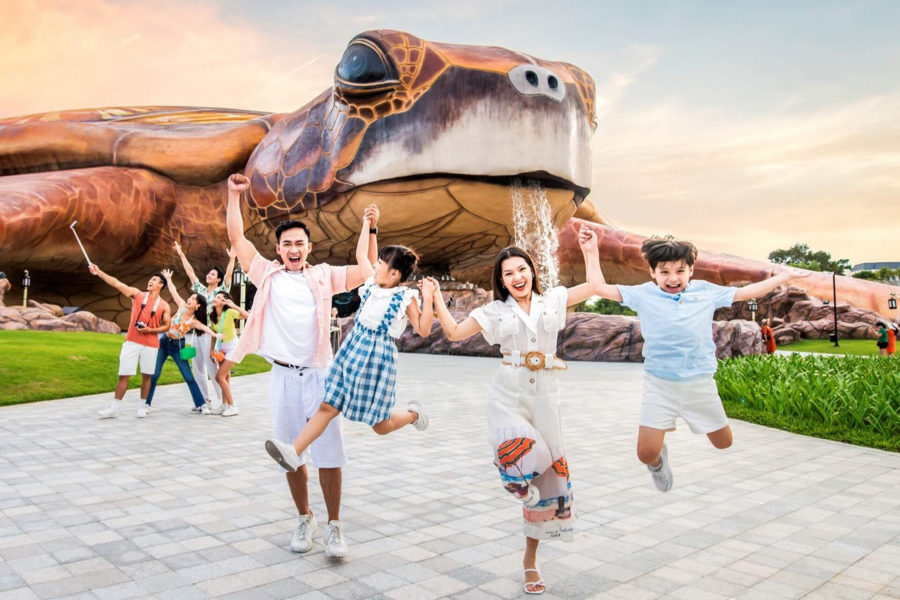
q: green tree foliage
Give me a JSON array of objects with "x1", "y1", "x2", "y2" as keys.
[
  {"x1": 852, "y1": 267, "x2": 899, "y2": 283},
  {"x1": 574, "y1": 298, "x2": 637, "y2": 316},
  {"x1": 768, "y1": 243, "x2": 851, "y2": 275}
]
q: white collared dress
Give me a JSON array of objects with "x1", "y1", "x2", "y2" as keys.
[{"x1": 470, "y1": 287, "x2": 574, "y2": 542}]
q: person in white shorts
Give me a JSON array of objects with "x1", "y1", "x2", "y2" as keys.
[
  {"x1": 223, "y1": 173, "x2": 380, "y2": 558},
  {"x1": 589, "y1": 235, "x2": 810, "y2": 492},
  {"x1": 89, "y1": 266, "x2": 172, "y2": 419}
]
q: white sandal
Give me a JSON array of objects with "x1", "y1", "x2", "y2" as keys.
[{"x1": 523, "y1": 568, "x2": 545, "y2": 595}]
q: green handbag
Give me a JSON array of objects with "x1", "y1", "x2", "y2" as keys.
[{"x1": 177, "y1": 310, "x2": 197, "y2": 360}]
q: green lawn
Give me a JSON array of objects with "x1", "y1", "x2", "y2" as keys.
[
  {"x1": 718, "y1": 354, "x2": 900, "y2": 452},
  {"x1": 0, "y1": 330, "x2": 271, "y2": 406},
  {"x1": 783, "y1": 338, "x2": 883, "y2": 356}
]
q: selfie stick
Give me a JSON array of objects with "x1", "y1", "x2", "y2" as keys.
[{"x1": 69, "y1": 221, "x2": 93, "y2": 267}]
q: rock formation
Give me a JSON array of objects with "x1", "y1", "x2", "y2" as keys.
[
  {"x1": 715, "y1": 285, "x2": 898, "y2": 345},
  {"x1": 339, "y1": 310, "x2": 765, "y2": 362},
  {"x1": 0, "y1": 301, "x2": 120, "y2": 334}
]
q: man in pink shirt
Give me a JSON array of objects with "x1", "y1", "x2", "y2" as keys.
[{"x1": 224, "y1": 173, "x2": 379, "y2": 558}]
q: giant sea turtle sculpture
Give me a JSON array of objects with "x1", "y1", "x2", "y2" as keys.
[{"x1": 0, "y1": 30, "x2": 897, "y2": 327}]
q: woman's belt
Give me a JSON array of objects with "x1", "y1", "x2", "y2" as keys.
[{"x1": 502, "y1": 351, "x2": 568, "y2": 371}]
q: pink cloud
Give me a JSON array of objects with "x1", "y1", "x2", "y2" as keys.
[{"x1": 0, "y1": 0, "x2": 338, "y2": 118}]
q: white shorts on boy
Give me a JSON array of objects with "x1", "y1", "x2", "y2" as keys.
[
  {"x1": 118, "y1": 341, "x2": 159, "y2": 376},
  {"x1": 268, "y1": 364, "x2": 347, "y2": 471},
  {"x1": 640, "y1": 372, "x2": 728, "y2": 434}
]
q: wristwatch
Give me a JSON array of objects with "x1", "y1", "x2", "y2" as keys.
[{"x1": 369, "y1": 227, "x2": 378, "y2": 235}]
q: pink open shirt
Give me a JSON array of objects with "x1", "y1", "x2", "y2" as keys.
[{"x1": 230, "y1": 252, "x2": 348, "y2": 368}]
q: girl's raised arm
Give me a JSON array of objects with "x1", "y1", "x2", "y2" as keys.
[
  {"x1": 406, "y1": 279, "x2": 435, "y2": 337},
  {"x1": 430, "y1": 277, "x2": 483, "y2": 341},
  {"x1": 161, "y1": 269, "x2": 187, "y2": 309}
]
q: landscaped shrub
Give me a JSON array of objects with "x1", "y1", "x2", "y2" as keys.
[{"x1": 716, "y1": 354, "x2": 900, "y2": 448}]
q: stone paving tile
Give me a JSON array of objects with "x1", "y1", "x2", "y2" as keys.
[{"x1": 2, "y1": 355, "x2": 900, "y2": 600}]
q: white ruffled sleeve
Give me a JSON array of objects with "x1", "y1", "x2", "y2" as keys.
[{"x1": 388, "y1": 287, "x2": 420, "y2": 338}]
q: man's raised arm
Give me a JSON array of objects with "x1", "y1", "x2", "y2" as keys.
[
  {"x1": 226, "y1": 174, "x2": 259, "y2": 270},
  {"x1": 89, "y1": 265, "x2": 140, "y2": 298}
]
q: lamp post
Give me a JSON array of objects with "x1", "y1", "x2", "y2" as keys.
[
  {"x1": 22, "y1": 270, "x2": 31, "y2": 307},
  {"x1": 748, "y1": 298, "x2": 759, "y2": 322},
  {"x1": 233, "y1": 264, "x2": 247, "y2": 332},
  {"x1": 825, "y1": 271, "x2": 839, "y2": 347}
]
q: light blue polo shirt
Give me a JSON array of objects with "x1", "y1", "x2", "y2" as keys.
[{"x1": 619, "y1": 280, "x2": 737, "y2": 381}]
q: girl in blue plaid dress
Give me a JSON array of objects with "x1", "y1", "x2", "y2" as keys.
[{"x1": 265, "y1": 213, "x2": 437, "y2": 472}]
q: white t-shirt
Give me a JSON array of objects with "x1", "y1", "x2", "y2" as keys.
[
  {"x1": 356, "y1": 278, "x2": 419, "y2": 338},
  {"x1": 258, "y1": 270, "x2": 319, "y2": 366}
]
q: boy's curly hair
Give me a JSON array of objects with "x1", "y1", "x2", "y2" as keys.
[{"x1": 640, "y1": 235, "x2": 698, "y2": 270}]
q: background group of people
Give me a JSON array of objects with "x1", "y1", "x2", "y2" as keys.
[{"x1": 90, "y1": 242, "x2": 249, "y2": 418}]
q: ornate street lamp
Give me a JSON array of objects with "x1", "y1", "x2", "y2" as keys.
[
  {"x1": 890, "y1": 293, "x2": 897, "y2": 310},
  {"x1": 22, "y1": 270, "x2": 31, "y2": 307},
  {"x1": 233, "y1": 263, "x2": 247, "y2": 332},
  {"x1": 824, "y1": 271, "x2": 839, "y2": 347},
  {"x1": 748, "y1": 298, "x2": 759, "y2": 322}
]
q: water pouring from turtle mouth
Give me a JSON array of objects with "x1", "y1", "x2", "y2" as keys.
[{"x1": 510, "y1": 179, "x2": 560, "y2": 292}]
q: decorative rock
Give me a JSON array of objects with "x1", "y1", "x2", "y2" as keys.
[
  {"x1": 0, "y1": 306, "x2": 28, "y2": 326},
  {"x1": 0, "y1": 305, "x2": 119, "y2": 334},
  {"x1": 28, "y1": 300, "x2": 64, "y2": 317},
  {"x1": 558, "y1": 314, "x2": 643, "y2": 362},
  {"x1": 339, "y1": 310, "x2": 766, "y2": 362},
  {"x1": 717, "y1": 284, "x2": 897, "y2": 344},
  {"x1": 62, "y1": 312, "x2": 122, "y2": 334},
  {"x1": 29, "y1": 318, "x2": 84, "y2": 332}
]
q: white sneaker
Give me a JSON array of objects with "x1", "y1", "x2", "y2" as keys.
[
  {"x1": 265, "y1": 438, "x2": 301, "y2": 472},
  {"x1": 648, "y1": 444, "x2": 674, "y2": 492},
  {"x1": 212, "y1": 403, "x2": 227, "y2": 415},
  {"x1": 97, "y1": 403, "x2": 120, "y2": 419},
  {"x1": 408, "y1": 402, "x2": 428, "y2": 432},
  {"x1": 222, "y1": 405, "x2": 239, "y2": 417},
  {"x1": 198, "y1": 404, "x2": 211, "y2": 415},
  {"x1": 289, "y1": 514, "x2": 318, "y2": 553},
  {"x1": 136, "y1": 405, "x2": 150, "y2": 418},
  {"x1": 324, "y1": 520, "x2": 348, "y2": 558}
]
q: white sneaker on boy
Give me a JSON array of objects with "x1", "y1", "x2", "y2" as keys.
[
  {"x1": 408, "y1": 402, "x2": 428, "y2": 431},
  {"x1": 136, "y1": 404, "x2": 150, "y2": 418},
  {"x1": 648, "y1": 444, "x2": 674, "y2": 492}
]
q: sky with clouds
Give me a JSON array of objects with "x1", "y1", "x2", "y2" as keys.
[{"x1": 2, "y1": 0, "x2": 898, "y2": 265}]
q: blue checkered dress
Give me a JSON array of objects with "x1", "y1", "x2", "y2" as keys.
[{"x1": 323, "y1": 285, "x2": 406, "y2": 425}]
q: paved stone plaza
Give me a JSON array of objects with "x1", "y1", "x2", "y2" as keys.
[{"x1": 2, "y1": 355, "x2": 900, "y2": 600}]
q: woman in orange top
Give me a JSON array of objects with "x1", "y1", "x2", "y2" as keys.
[{"x1": 888, "y1": 325, "x2": 897, "y2": 356}]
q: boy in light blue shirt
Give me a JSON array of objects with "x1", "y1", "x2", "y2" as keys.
[{"x1": 591, "y1": 236, "x2": 809, "y2": 492}]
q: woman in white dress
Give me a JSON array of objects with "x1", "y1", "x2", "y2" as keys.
[{"x1": 429, "y1": 225, "x2": 601, "y2": 595}]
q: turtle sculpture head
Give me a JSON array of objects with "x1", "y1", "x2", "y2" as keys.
[{"x1": 243, "y1": 29, "x2": 597, "y2": 270}]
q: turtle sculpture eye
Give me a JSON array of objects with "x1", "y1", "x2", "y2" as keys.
[{"x1": 337, "y1": 43, "x2": 388, "y2": 84}]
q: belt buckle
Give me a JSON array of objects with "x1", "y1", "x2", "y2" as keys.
[{"x1": 524, "y1": 351, "x2": 545, "y2": 371}]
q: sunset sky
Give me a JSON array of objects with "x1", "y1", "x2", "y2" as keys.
[{"x1": 2, "y1": 0, "x2": 898, "y2": 265}]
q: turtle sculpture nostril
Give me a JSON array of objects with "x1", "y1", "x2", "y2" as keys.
[{"x1": 507, "y1": 64, "x2": 566, "y2": 102}]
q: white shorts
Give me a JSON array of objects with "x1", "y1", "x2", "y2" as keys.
[
  {"x1": 640, "y1": 372, "x2": 728, "y2": 435},
  {"x1": 118, "y1": 340, "x2": 159, "y2": 376},
  {"x1": 268, "y1": 364, "x2": 347, "y2": 470}
]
